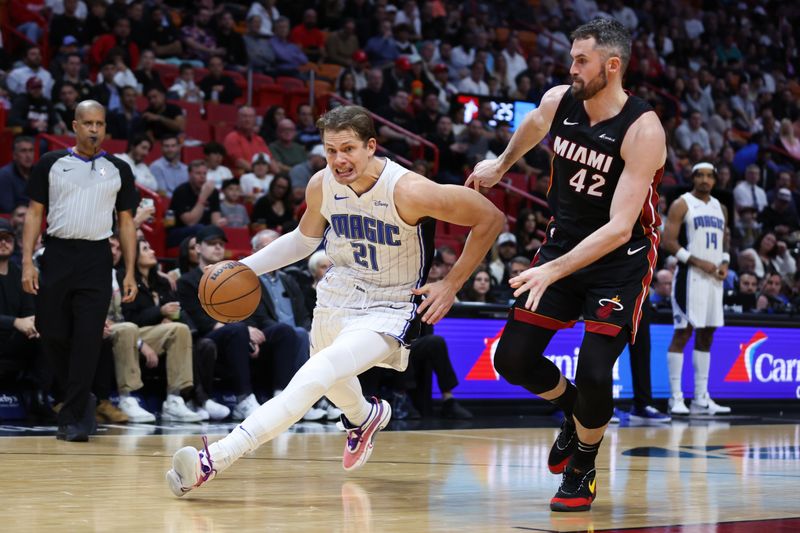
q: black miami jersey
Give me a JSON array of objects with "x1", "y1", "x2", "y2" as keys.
[{"x1": 547, "y1": 90, "x2": 662, "y2": 243}]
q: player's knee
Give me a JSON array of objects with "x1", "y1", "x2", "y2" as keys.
[
  {"x1": 574, "y1": 366, "x2": 613, "y2": 398},
  {"x1": 493, "y1": 339, "x2": 525, "y2": 384}
]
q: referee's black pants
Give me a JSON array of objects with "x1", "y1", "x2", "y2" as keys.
[
  {"x1": 36, "y1": 238, "x2": 112, "y2": 427},
  {"x1": 628, "y1": 303, "x2": 654, "y2": 409}
]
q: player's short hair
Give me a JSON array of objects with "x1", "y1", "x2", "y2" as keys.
[
  {"x1": 571, "y1": 18, "x2": 632, "y2": 73},
  {"x1": 316, "y1": 105, "x2": 377, "y2": 146}
]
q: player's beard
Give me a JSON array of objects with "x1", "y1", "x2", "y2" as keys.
[{"x1": 571, "y1": 68, "x2": 608, "y2": 100}]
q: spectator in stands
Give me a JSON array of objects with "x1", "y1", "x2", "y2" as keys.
[
  {"x1": 90, "y1": 17, "x2": 139, "y2": 75},
  {"x1": 415, "y1": 92, "x2": 443, "y2": 138},
  {"x1": 459, "y1": 266, "x2": 496, "y2": 304},
  {"x1": 240, "y1": 153, "x2": 274, "y2": 202},
  {"x1": 52, "y1": 53, "x2": 93, "y2": 103},
  {"x1": 181, "y1": 8, "x2": 224, "y2": 65},
  {"x1": 259, "y1": 105, "x2": 286, "y2": 143},
  {"x1": 749, "y1": 232, "x2": 797, "y2": 281},
  {"x1": 168, "y1": 160, "x2": 225, "y2": 246},
  {"x1": 99, "y1": 50, "x2": 139, "y2": 92},
  {"x1": 125, "y1": 0, "x2": 148, "y2": 51},
  {"x1": 49, "y1": 0, "x2": 87, "y2": 51},
  {"x1": 457, "y1": 61, "x2": 489, "y2": 96},
  {"x1": 199, "y1": 56, "x2": 242, "y2": 106},
  {"x1": 53, "y1": 82, "x2": 80, "y2": 135},
  {"x1": 733, "y1": 205, "x2": 762, "y2": 250},
  {"x1": 116, "y1": 135, "x2": 157, "y2": 190},
  {"x1": 326, "y1": 18, "x2": 360, "y2": 67},
  {"x1": 364, "y1": 19, "x2": 399, "y2": 68},
  {"x1": 493, "y1": 256, "x2": 529, "y2": 304},
  {"x1": 724, "y1": 271, "x2": 759, "y2": 313},
  {"x1": 225, "y1": 106, "x2": 274, "y2": 176},
  {"x1": 294, "y1": 104, "x2": 322, "y2": 150},
  {"x1": 514, "y1": 208, "x2": 542, "y2": 260},
  {"x1": 167, "y1": 236, "x2": 198, "y2": 283},
  {"x1": 359, "y1": 68, "x2": 390, "y2": 113},
  {"x1": 106, "y1": 238, "x2": 202, "y2": 423},
  {"x1": 733, "y1": 164, "x2": 769, "y2": 213},
  {"x1": 425, "y1": 115, "x2": 466, "y2": 185},
  {"x1": 760, "y1": 188, "x2": 800, "y2": 234},
  {"x1": 143, "y1": 86, "x2": 185, "y2": 142},
  {"x1": 674, "y1": 111, "x2": 712, "y2": 158},
  {"x1": 82, "y1": 0, "x2": 110, "y2": 45},
  {"x1": 269, "y1": 119, "x2": 307, "y2": 174},
  {"x1": 729, "y1": 82, "x2": 756, "y2": 132},
  {"x1": 203, "y1": 142, "x2": 234, "y2": 189},
  {"x1": 650, "y1": 269, "x2": 674, "y2": 309},
  {"x1": 248, "y1": 0, "x2": 280, "y2": 37},
  {"x1": 151, "y1": 135, "x2": 188, "y2": 196},
  {"x1": 106, "y1": 86, "x2": 145, "y2": 140},
  {"x1": 250, "y1": 174, "x2": 294, "y2": 231},
  {"x1": 168, "y1": 63, "x2": 204, "y2": 104},
  {"x1": 456, "y1": 118, "x2": 490, "y2": 167},
  {"x1": 270, "y1": 17, "x2": 309, "y2": 77},
  {"x1": 488, "y1": 232, "x2": 519, "y2": 286},
  {"x1": 290, "y1": 8, "x2": 326, "y2": 63},
  {"x1": 9, "y1": 78, "x2": 63, "y2": 137},
  {"x1": 347, "y1": 49, "x2": 370, "y2": 91},
  {"x1": 215, "y1": 11, "x2": 248, "y2": 69},
  {"x1": 90, "y1": 60, "x2": 123, "y2": 113},
  {"x1": 178, "y1": 226, "x2": 262, "y2": 420},
  {"x1": 246, "y1": 229, "x2": 331, "y2": 421},
  {"x1": 379, "y1": 89, "x2": 418, "y2": 159},
  {"x1": 219, "y1": 179, "x2": 250, "y2": 229},
  {"x1": 141, "y1": 8, "x2": 182, "y2": 62},
  {"x1": 430, "y1": 63, "x2": 458, "y2": 114},
  {"x1": 289, "y1": 145, "x2": 326, "y2": 204},
  {"x1": 757, "y1": 272, "x2": 792, "y2": 314},
  {"x1": 8, "y1": 205, "x2": 26, "y2": 267},
  {"x1": 501, "y1": 33, "x2": 527, "y2": 93},
  {"x1": 776, "y1": 117, "x2": 800, "y2": 156},
  {"x1": 0, "y1": 137, "x2": 34, "y2": 215},
  {"x1": 6, "y1": 46, "x2": 54, "y2": 100},
  {"x1": 0, "y1": 218, "x2": 51, "y2": 421},
  {"x1": 132, "y1": 50, "x2": 164, "y2": 94},
  {"x1": 244, "y1": 15, "x2": 277, "y2": 75}
]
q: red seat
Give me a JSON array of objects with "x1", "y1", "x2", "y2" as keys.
[
  {"x1": 182, "y1": 145, "x2": 205, "y2": 165},
  {"x1": 213, "y1": 123, "x2": 236, "y2": 144},
  {"x1": 255, "y1": 84, "x2": 286, "y2": 109},
  {"x1": 224, "y1": 70, "x2": 247, "y2": 89},
  {"x1": 144, "y1": 143, "x2": 162, "y2": 165},
  {"x1": 276, "y1": 76, "x2": 305, "y2": 91},
  {"x1": 136, "y1": 184, "x2": 166, "y2": 256},
  {"x1": 485, "y1": 188, "x2": 507, "y2": 212},
  {"x1": 169, "y1": 99, "x2": 202, "y2": 122},
  {"x1": 185, "y1": 114, "x2": 211, "y2": 143},
  {"x1": 505, "y1": 172, "x2": 528, "y2": 191},
  {"x1": 206, "y1": 103, "x2": 239, "y2": 125},
  {"x1": 152, "y1": 63, "x2": 179, "y2": 87},
  {"x1": 223, "y1": 226, "x2": 252, "y2": 259},
  {"x1": 285, "y1": 89, "x2": 310, "y2": 120},
  {"x1": 135, "y1": 95, "x2": 149, "y2": 112},
  {"x1": 252, "y1": 73, "x2": 274, "y2": 88},
  {"x1": 101, "y1": 139, "x2": 127, "y2": 155}
]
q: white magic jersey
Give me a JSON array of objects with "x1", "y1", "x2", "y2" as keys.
[
  {"x1": 314, "y1": 158, "x2": 435, "y2": 352},
  {"x1": 671, "y1": 192, "x2": 725, "y2": 329}
]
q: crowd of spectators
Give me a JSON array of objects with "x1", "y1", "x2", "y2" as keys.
[{"x1": 1, "y1": 0, "x2": 799, "y2": 421}]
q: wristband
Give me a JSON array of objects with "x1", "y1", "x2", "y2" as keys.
[
  {"x1": 137, "y1": 339, "x2": 143, "y2": 351},
  {"x1": 721, "y1": 252, "x2": 730, "y2": 263},
  {"x1": 676, "y1": 247, "x2": 691, "y2": 264}
]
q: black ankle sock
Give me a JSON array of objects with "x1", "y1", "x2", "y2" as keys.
[
  {"x1": 570, "y1": 437, "x2": 602, "y2": 473},
  {"x1": 551, "y1": 381, "x2": 578, "y2": 419}
]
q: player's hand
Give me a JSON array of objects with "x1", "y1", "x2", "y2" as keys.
[
  {"x1": 141, "y1": 342, "x2": 159, "y2": 368},
  {"x1": 122, "y1": 273, "x2": 138, "y2": 303},
  {"x1": 694, "y1": 258, "x2": 718, "y2": 276},
  {"x1": 716, "y1": 262, "x2": 729, "y2": 281},
  {"x1": 13, "y1": 316, "x2": 38, "y2": 339},
  {"x1": 509, "y1": 264, "x2": 558, "y2": 311},
  {"x1": 103, "y1": 319, "x2": 113, "y2": 338},
  {"x1": 22, "y1": 261, "x2": 38, "y2": 295},
  {"x1": 412, "y1": 279, "x2": 459, "y2": 324},
  {"x1": 465, "y1": 159, "x2": 506, "y2": 190}
]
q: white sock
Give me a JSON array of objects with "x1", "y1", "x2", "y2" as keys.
[
  {"x1": 667, "y1": 352, "x2": 684, "y2": 398},
  {"x1": 693, "y1": 350, "x2": 711, "y2": 401}
]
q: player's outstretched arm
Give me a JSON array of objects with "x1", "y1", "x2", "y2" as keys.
[
  {"x1": 396, "y1": 174, "x2": 505, "y2": 324},
  {"x1": 240, "y1": 172, "x2": 328, "y2": 276},
  {"x1": 465, "y1": 85, "x2": 569, "y2": 190},
  {"x1": 511, "y1": 111, "x2": 667, "y2": 310}
]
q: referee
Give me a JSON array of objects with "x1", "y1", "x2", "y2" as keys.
[{"x1": 21, "y1": 100, "x2": 139, "y2": 442}]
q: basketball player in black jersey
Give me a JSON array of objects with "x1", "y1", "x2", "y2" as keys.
[{"x1": 467, "y1": 18, "x2": 666, "y2": 512}]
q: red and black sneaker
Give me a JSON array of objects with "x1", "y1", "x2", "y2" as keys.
[
  {"x1": 548, "y1": 418, "x2": 577, "y2": 474},
  {"x1": 550, "y1": 467, "x2": 597, "y2": 512}
]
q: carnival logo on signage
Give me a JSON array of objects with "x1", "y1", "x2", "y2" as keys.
[{"x1": 725, "y1": 331, "x2": 800, "y2": 384}]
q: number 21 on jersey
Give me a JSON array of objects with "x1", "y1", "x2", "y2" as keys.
[{"x1": 569, "y1": 168, "x2": 606, "y2": 197}]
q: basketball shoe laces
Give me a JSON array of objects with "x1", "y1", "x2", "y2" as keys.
[
  {"x1": 192, "y1": 436, "x2": 217, "y2": 489},
  {"x1": 555, "y1": 419, "x2": 575, "y2": 451}
]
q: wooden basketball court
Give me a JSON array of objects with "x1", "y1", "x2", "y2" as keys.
[{"x1": 3, "y1": 420, "x2": 799, "y2": 532}]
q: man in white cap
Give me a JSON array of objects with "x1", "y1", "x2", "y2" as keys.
[
  {"x1": 239, "y1": 152, "x2": 274, "y2": 202},
  {"x1": 489, "y1": 232, "x2": 519, "y2": 286},
  {"x1": 289, "y1": 145, "x2": 327, "y2": 204}
]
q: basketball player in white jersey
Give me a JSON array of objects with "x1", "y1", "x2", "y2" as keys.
[
  {"x1": 166, "y1": 105, "x2": 504, "y2": 496},
  {"x1": 663, "y1": 162, "x2": 731, "y2": 416}
]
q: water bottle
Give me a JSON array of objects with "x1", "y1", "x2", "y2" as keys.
[{"x1": 164, "y1": 209, "x2": 175, "y2": 228}]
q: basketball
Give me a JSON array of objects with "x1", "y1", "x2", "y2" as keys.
[{"x1": 198, "y1": 261, "x2": 261, "y2": 323}]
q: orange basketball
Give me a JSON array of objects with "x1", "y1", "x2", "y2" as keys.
[{"x1": 198, "y1": 261, "x2": 261, "y2": 323}]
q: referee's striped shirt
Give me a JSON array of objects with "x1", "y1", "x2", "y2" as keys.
[{"x1": 26, "y1": 148, "x2": 139, "y2": 241}]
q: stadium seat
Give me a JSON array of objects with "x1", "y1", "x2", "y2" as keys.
[
  {"x1": 101, "y1": 139, "x2": 127, "y2": 155},
  {"x1": 213, "y1": 122, "x2": 236, "y2": 144},
  {"x1": 206, "y1": 102, "x2": 239, "y2": 124},
  {"x1": 152, "y1": 63, "x2": 179, "y2": 87},
  {"x1": 276, "y1": 76, "x2": 305, "y2": 91},
  {"x1": 285, "y1": 89, "x2": 311, "y2": 120},
  {"x1": 181, "y1": 145, "x2": 205, "y2": 165},
  {"x1": 223, "y1": 227, "x2": 253, "y2": 259},
  {"x1": 185, "y1": 114, "x2": 211, "y2": 143},
  {"x1": 169, "y1": 100, "x2": 202, "y2": 122},
  {"x1": 316, "y1": 63, "x2": 343, "y2": 82},
  {"x1": 255, "y1": 84, "x2": 286, "y2": 109}
]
